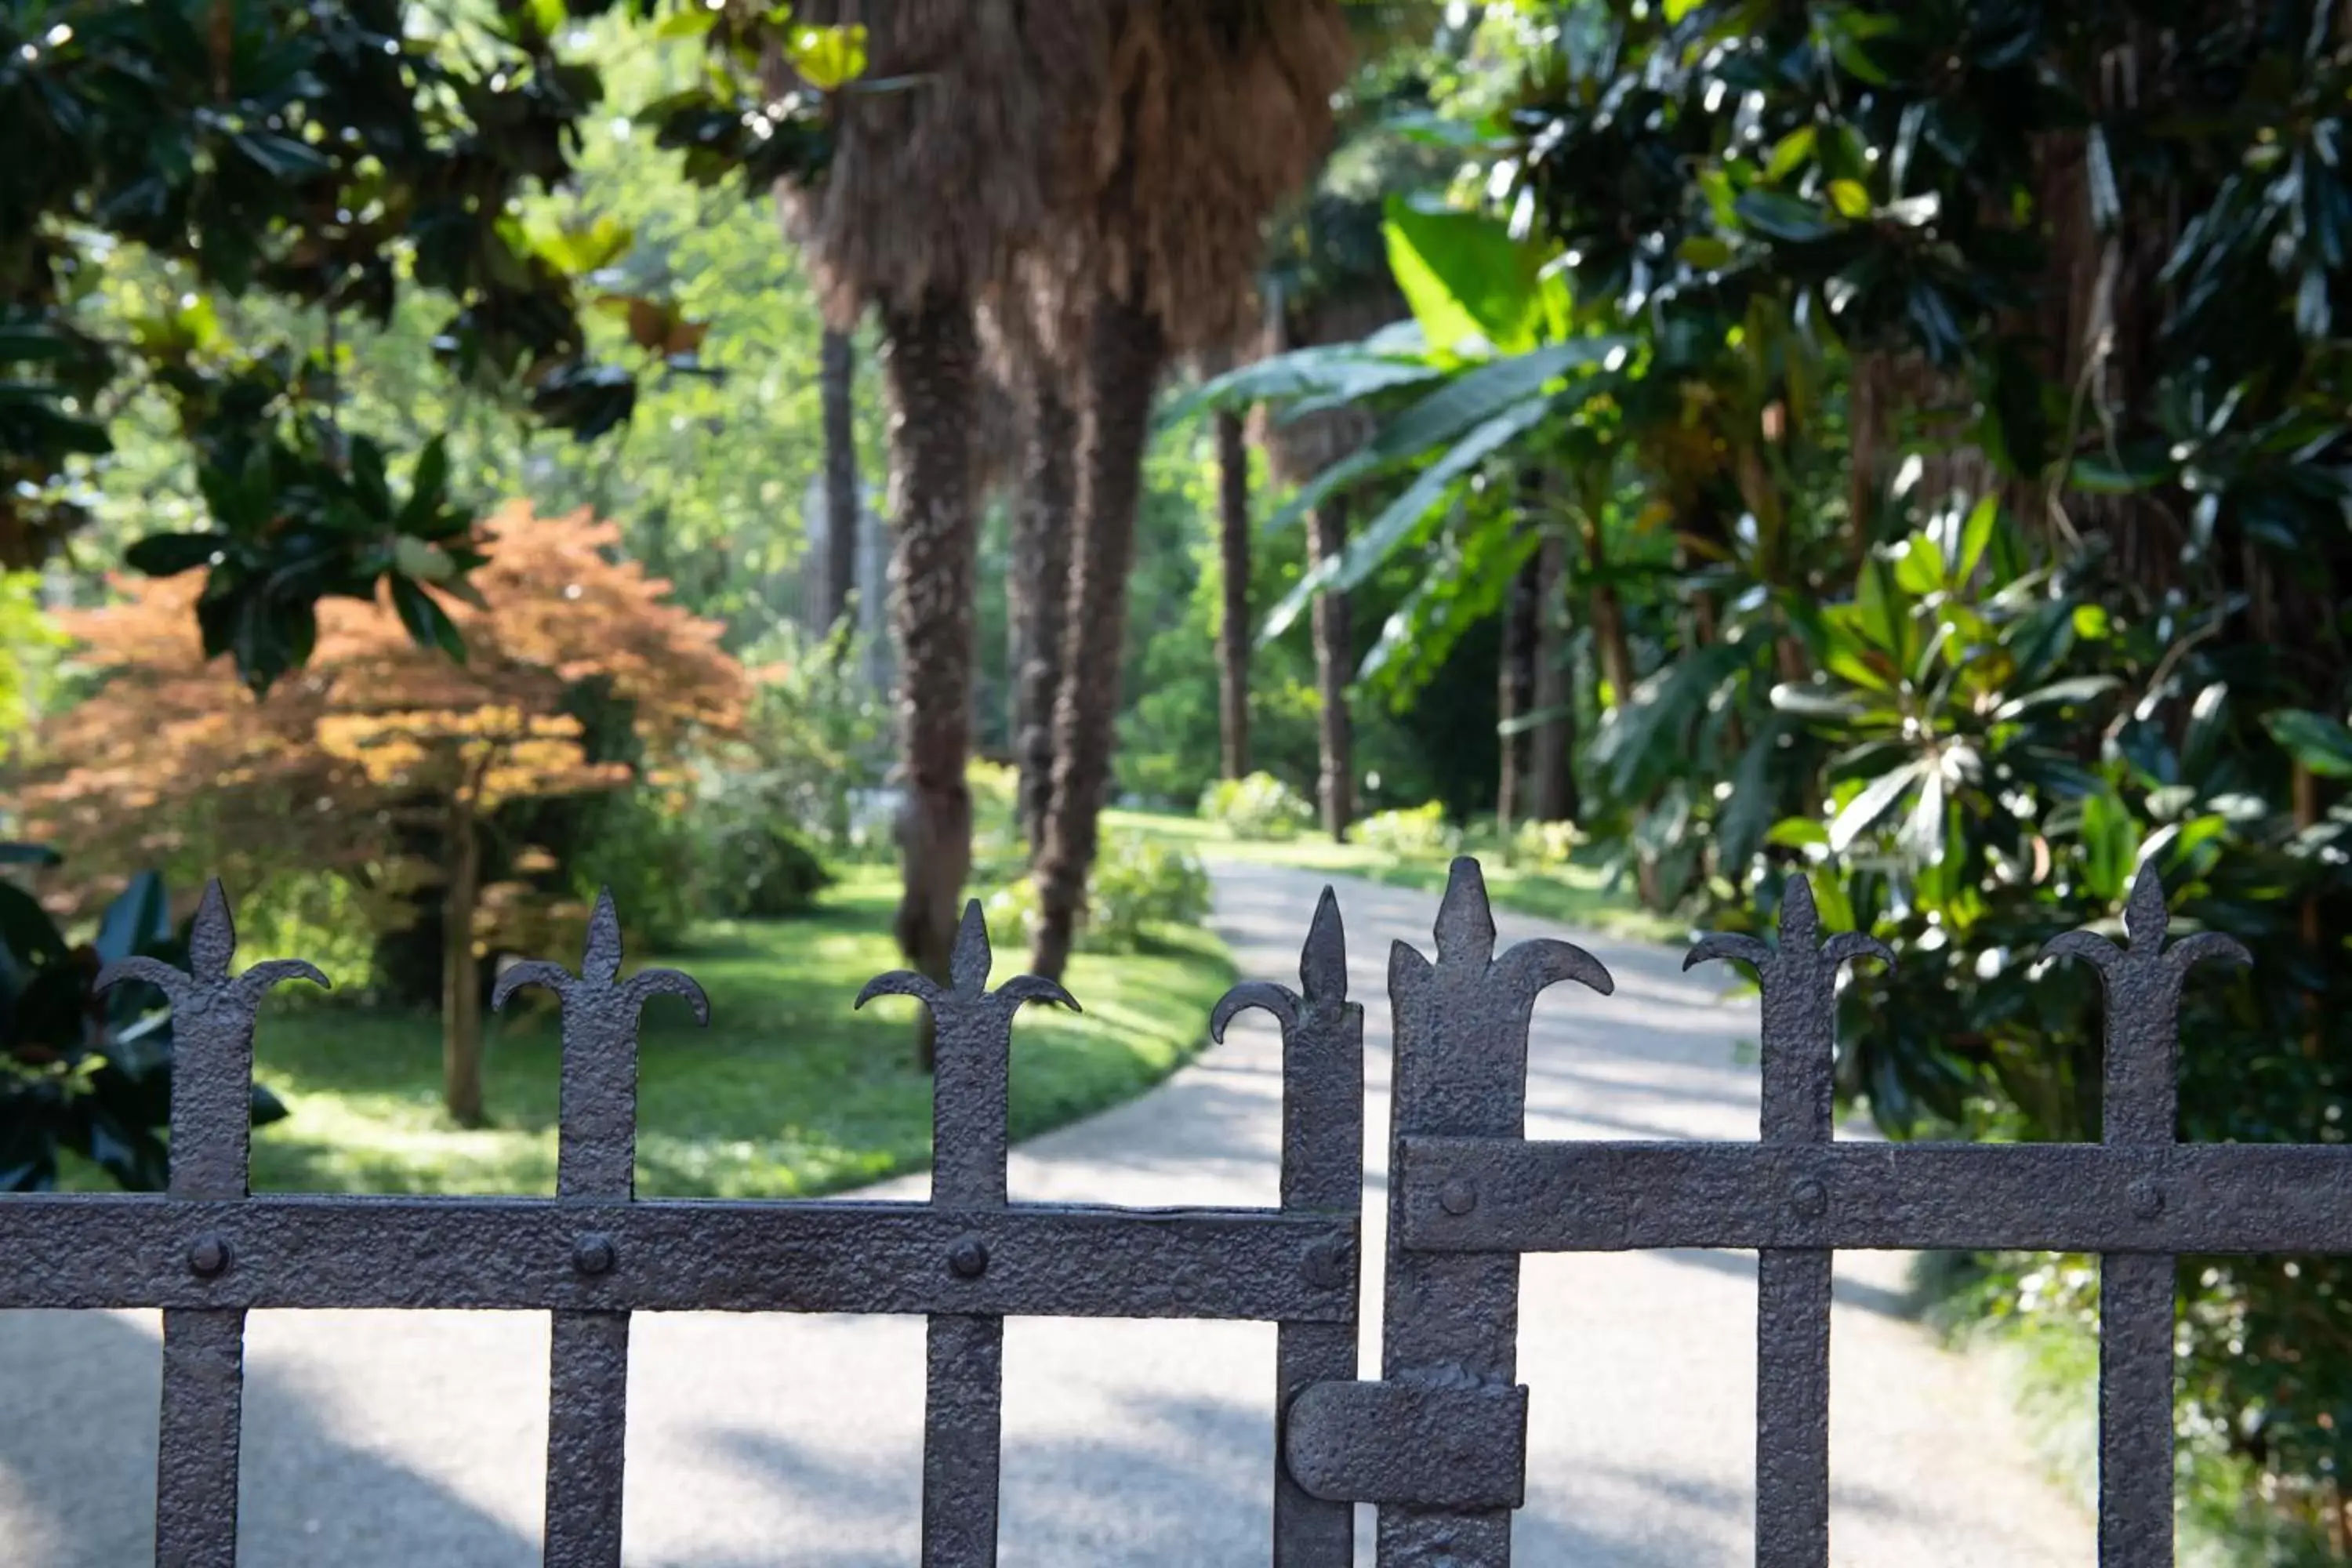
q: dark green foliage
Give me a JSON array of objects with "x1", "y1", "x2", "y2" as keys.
[
  {"x1": 702, "y1": 824, "x2": 836, "y2": 921},
  {"x1": 1203, "y1": 0, "x2": 2352, "y2": 1540},
  {"x1": 0, "y1": 0, "x2": 844, "y2": 690},
  {"x1": 0, "y1": 846, "x2": 288, "y2": 1191}
]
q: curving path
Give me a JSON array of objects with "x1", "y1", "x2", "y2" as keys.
[{"x1": 0, "y1": 859, "x2": 2092, "y2": 1564}]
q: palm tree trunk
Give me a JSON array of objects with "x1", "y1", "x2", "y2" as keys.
[
  {"x1": 1530, "y1": 528, "x2": 1578, "y2": 824},
  {"x1": 1030, "y1": 293, "x2": 1164, "y2": 981},
  {"x1": 441, "y1": 793, "x2": 485, "y2": 1127},
  {"x1": 879, "y1": 288, "x2": 980, "y2": 1065},
  {"x1": 819, "y1": 326, "x2": 860, "y2": 637},
  {"x1": 1014, "y1": 384, "x2": 1076, "y2": 853},
  {"x1": 1215, "y1": 407, "x2": 1251, "y2": 780},
  {"x1": 1307, "y1": 499, "x2": 1354, "y2": 841}
]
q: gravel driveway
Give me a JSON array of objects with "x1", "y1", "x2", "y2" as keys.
[{"x1": 0, "y1": 859, "x2": 2092, "y2": 1564}]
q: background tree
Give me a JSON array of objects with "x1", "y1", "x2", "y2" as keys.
[
  {"x1": 20, "y1": 502, "x2": 746, "y2": 1123},
  {"x1": 1203, "y1": 0, "x2": 2352, "y2": 1538},
  {"x1": 771, "y1": 3, "x2": 1098, "y2": 1054},
  {"x1": 1028, "y1": 0, "x2": 1356, "y2": 978}
]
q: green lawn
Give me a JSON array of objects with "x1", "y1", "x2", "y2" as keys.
[
  {"x1": 116, "y1": 868, "x2": 1234, "y2": 1199},
  {"x1": 1105, "y1": 808, "x2": 1689, "y2": 945}
]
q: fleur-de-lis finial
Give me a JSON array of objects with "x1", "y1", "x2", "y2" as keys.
[
  {"x1": 97, "y1": 878, "x2": 331, "y2": 1013},
  {"x1": 1389, "y1": 857, "x2": 1613, "y2": 1022},
  {"x1": 1685, "y1": 875, "x2": 1893, "y2": 1142},
  {"x1": 2038, "y1": 859, "x2": 2250, "y2": 992},
  {"x1": 492, "y1": 887, "x2": 710, "y2": 1026},
  {"x1": 1212, "y1": 885, "x2": 1348, "y2": 1042},
  {"x1": 2039, "y1": 858, "x2": 2249, "y2": 1147},
  {"x1": 94, "y1": 879, "x2": 328, "y2": 1199},
  {"x1": 855, "y1": 899, "x2": 1080, "y2": 1023}
]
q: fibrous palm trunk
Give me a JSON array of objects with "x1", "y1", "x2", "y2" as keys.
[
  {"x1": 1030, "y1": 293, "x2": 1164, "y2": 981},
  {"x1": 1307, "y1": 499, "x2": 1354, "y2": 841},
  {"x1": 880, "y1": 289, "x2": 980, "y2": 1066},
  {"x1": 1013, "y1": 385, "x2": 1076, "y2": 852},
  {"x1": 1215, "y1": 406, "x2": 1251, "y2": 779},
  {"x1": 819, "y1": 326, "x2": 860, "y2": 636}
]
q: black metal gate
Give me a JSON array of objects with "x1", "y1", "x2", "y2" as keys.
[{"x1": 2, "y1": 854, "x2": 2337, "y2": 1568}]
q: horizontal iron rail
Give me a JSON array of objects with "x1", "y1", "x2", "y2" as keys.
[
  {"x1": 0, "y1": 1194, "x2": 1356, "y2": 1320},
  {"x1": 1398, "y1": 1137, "x2": 2352, "y2": 1254}
]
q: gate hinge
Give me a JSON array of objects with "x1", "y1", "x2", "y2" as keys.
[{"x1": 1283, "y1": 1378, "x2": 1529, "y2": 1510}]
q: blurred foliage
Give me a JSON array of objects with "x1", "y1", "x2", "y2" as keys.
[
  {"x1": 982, "y1": 836, "x2": 1211, "y2": 958},
  {"x1": 1199, "y1": 771, "x2": 1319, "y2": 842},
  {"x1": 1356, "y1": 799, "x2": 1458, "y2": 859},
  {"x1": 18, "y1": 502, "x2": 746, "y2": 965},
  {"x1": 1198, "y1": 0, "x2": 2352, "y2": 1543},
  {"x1": 1, "y1": 0, "x2": 862, "y2": 689}
]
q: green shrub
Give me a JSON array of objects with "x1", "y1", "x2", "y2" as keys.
[
  {"x1": 703, "y1": 822, "x2": 835, "y2": 920},
  {"x1": 1087, "y1": 838, "x2": 1212, "y2": 951},
  {"x1": 1512, "y1": 818, "x2": 1583, "y2": 869},
  {"x1": 568, "y1": 787, "x2": 706, "y2": 952},
  {"x1": 1199, "y1": 771, "x2": 1314, "y2": 840},
  {"x1": 1357, "y1": 800, "x2": 1457, "y2": 861},
  {"x1": 982, "y1": 837, "x2": 1210, "y2": 957}
]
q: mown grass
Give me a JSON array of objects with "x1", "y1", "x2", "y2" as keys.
[
  {"x1": 69, "y1": 867, "x2": 1233, "y2": 1198},
  {"x1": 1105, "y1": 808, "x2": 1689, "y2": 945}
]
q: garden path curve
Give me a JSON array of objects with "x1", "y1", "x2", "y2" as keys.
[{"x1": 0, "y1": 859, "x2": 2092, "y2": 1564}]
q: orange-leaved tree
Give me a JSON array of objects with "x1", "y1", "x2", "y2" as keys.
[{"x1": 20, "y1": 502, "x2": 746, "y2": 1125}]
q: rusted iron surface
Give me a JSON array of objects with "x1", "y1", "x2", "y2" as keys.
[{"x1": 3, "y1": 856, "x2": 2289, "y2": 1568}]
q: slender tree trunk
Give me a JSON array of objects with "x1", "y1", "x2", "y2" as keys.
[
  {"x1": 1030, "y1": 293, "x2": 1164, "y2": 981},
  {"x1": 1581, "y1": 491, "x2": 1659, "y2": 906},
  {"x1": 879, "y1": 289, "x2": 981, "y2": 1067},
  {"x1": 1216, "y1": 407, "x2": 1252, "y2": 780},
  {"x1": 1014, "y1": 385, "x2": 1076, "y2": 854},
  {"x1": 1530, "y1": 528, "x2": 1577, "y2": 823},
  {"x1": 1307, "y1": 499, "x2": 1355, "y2": 841},
  {"x1": 441, "y1": 794, "x2": 486, "y2": 1127},
  {"x1": 1497, "y1": 546, "x2": 1534, "y2": 837},
  {"x1": 819, "y1": 326, "x2": 860, "y2": 637}
]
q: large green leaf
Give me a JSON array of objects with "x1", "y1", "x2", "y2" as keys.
[
  {"x1": 1383, "y1": 197, "x2": 1546, "y2": 357},
  {"x1": 2263, "y1": 710, "x2": 2352, "y2": 778},
  {"x1": 1828, "y1": 761, "x2": 1927, "y2": 854},
  {"x1": 1266, "y1": 341, "x2": 1624, "y2": 539},
  {"x1": 1157, "y1": 339, "x2": 1440, "y2": 426},
  {"x1": 1261, "y1": 392, "x2": 1553, "y2": 640}
]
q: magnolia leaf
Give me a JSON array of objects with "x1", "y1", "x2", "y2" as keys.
[
  {"x1": 1383, "y1": 197, "x2": 1547, "y2": 357},
  {"x1": 786, "y1": 24, "x2": 867, "y2": 91},
  {"x1": 2264, "y1": 710, "x2": 2352, "y2": 778}
]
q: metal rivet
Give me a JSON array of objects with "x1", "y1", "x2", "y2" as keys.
[
  {"x1": 1439, "y1": 1179, "x2": 1478, "y2": 1217},
  {"x1": 186, "y1": 1234, "x2": 230, "y2": 1279},
  {"x1": 1302, "y1": 1235, "x2": 1353, "y2": 1291},
  {"x1": 572, "y1": 1234, "x2": 615, "y2": 1276},
  {"x1": 948, "y1": 1234, "x2": 989, "y2": 1279},
  {"x1": 2128, "y1": 1180, "x2": 2165, "y2": 1220},
  {"x1": 1790, "y1": 1178, "x2": 1828, "y2": 1219}
]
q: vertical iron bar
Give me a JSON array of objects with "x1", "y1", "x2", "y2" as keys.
[
  {"x1": 857, "y1": 904, "x2": 1068, "y2": 1568},
  {"x1": 1691, "y1": 881, "x2": 1888, "y2": 1568},
  {"x1": 2043, "y1": 865, "x2": 2245, "y2": 1568},
  {"x1": 920, "y1": 906, "x2": 1010, "y2": 1568},
  {"x1": 100, "y1": 882, "x2": 324, "y2": 1568},
  {"x1": 1377, "y1": 860, "x2": 1611, "y2": 1567},
  {"x1": 502, "y1": 894, "x2": 706, "y2": 1568},
  {"x1": 1217, "y1": 890, "x2": 1363, "y2": 1566}
]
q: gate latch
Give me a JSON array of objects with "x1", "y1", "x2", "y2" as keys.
[{"x1": 1283, "y1": 1378, "x2": 1529, "y2": 1510}]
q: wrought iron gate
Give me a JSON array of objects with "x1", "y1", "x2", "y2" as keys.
[{"x1": 1, "y1": 853, "x2": 2338, "y2": 1568}]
